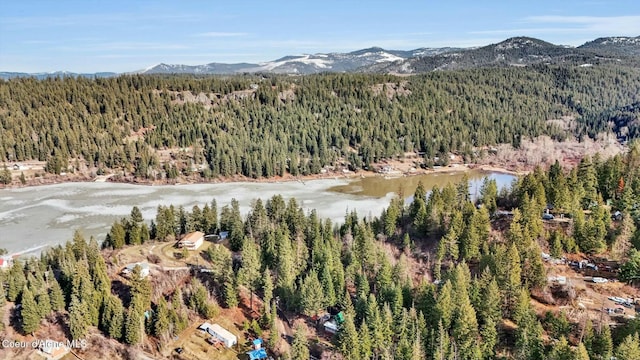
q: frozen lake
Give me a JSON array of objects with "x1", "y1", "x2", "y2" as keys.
[{"x1": 0, "y1": 171, "x2": 514, "y2": 254}]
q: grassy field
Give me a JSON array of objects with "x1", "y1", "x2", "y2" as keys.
[
  {"x1": 161, "y1": 308, "x2": 251, "y2": 360},
  {"x1": 114, "y1": 239, "x2": 217, "y2": 270}
]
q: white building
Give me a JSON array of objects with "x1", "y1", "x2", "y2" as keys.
[
  {"x1": 178, "y1": 231, "x2": 205, "y2": 250},
  {"x1": 0, "y1": 256, "x2": 13, "y2": 269},
  {"x1": 198, "y1": 322, "x2": 237, "y2": 348},
  {"x1": 323, "y1": 319, "x2": 339, "y2": 334},
  {"x1": 37, "y1": 340, "x2": 69, "y2": 360},
  {"x1": 122, "y1": 262, "x2": 150, "y2": 278}
]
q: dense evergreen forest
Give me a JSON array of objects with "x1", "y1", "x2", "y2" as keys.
[
  {"x1": 1, "y1": 65, "x2": 640, "y2": 179},
  {"x1": 2, "y1": 143, "x2": 639, "y2": 359}
]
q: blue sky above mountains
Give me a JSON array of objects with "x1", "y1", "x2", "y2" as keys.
[{"x1": 1, "y1": 0, "x2": 639, "y2": 72}]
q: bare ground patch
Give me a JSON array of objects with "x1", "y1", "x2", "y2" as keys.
[{"x1": 477, "y1": 134, "x2": 624, "y2": 171}]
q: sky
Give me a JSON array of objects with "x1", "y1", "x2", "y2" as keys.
[{"x1": 1, "y1": 0, "x2": 639, "y2": 73}]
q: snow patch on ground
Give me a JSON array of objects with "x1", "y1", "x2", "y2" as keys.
[
  {"x1": 374, "y1": 52, "x2": 404, "y2": 63},
  {"x1": 257, "y1": 55, "x2": 333, "y2": 70}
]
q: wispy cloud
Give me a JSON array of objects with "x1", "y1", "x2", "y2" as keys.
[
  {"x1": 525, "y1": 15, "x2": 640, "y2": 34},
  {"x1": 53, "y1": 42, "x2": 190, "y2": 52},
  {"x1": 1, "y1": 13, "x2": 203, "y2": 28},
  {"x1": 470, "y1": 27, "x2": 584, "y2": 35},
  {"x1": 194, "y1": 32, "x2": 248, "y2": 38},
  {"x1": 469, "y1": 15, "x2": 640, "y2": 43}
]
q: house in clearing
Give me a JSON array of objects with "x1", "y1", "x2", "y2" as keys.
[{"x1": 178, "y1": 231, "x2": 205, "y2": 250}]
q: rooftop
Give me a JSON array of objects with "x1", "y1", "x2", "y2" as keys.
[
  {"x1": 181, "y1": 231, "x2": 205, "y2": 243},
  {"x1": 124, "y1": 262, "x2": 150, "y2": 271}
]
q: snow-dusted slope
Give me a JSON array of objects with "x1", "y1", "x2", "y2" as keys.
[
  {"x1": 370, "y1": 36, "x2": 640, "y2": 74},
  {"x1": 579, "y1": 36, "x2": 640, "y2": 56},
  {"x1": 3, "y1": 36, "x2": 638, "y2": 78},
  {"x1": 137, "y1": 47, "x2": 460, "y2": 75}
]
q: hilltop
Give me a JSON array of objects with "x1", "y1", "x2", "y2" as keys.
[{"x1": 2, "y1": 36, "x2": 639, "y2": 78}]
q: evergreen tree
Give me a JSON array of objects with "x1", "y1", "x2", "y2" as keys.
[
  {"x1": 7, "y1": 261, "x2": 25, "y2": 302},
  {"x1": 453, "y1": 296, "x2": 482, "y2": 360},
  {"x1": 20, "y1": 287, "x2": 40, "y2": 334},
  {"x1": 262, "y1": 269, "x2": 274, "y2": 308},
  {"x1": 49, "y1": 279, "x2": 66, "y2": 312},
  {"x1": 124, "y1": 303, "x2": 143, "y2": 345},
  {"x1": 436, "y1": 280, "x2": 454, "y2": 330},
  {"x1": 480, "y1": 178, "x2": 498, "y2": 215},
  {"x1": 575, "y1": 343, "x2": 591, "y2": 360},
  {"x1": 615, "y1": 333, "x2": 640, "y2": 360},
  {"x1": 515, "y1": 319, "x2": 544, "y2": 360},
  {"x1": 582, "y1": 319, "x2": 595, "y2": 357},
  {"x1": 359, "y1": 321, "x2": 373, "y2": 360},
  {"x1": 592, "y1": 325, "x2": 613, "y2": 360},
  {"x1": 319, "y1": 264, "x2": 336, "y2": 307},
  {"x1": 154, "y1": 297, "x2": 170, "y2": 338},
  {"x1": 0, "y1": 165, "x2": 11, "y2": 184},
  {"x1": 188, "y1": 279, "x2": 218, "y2": 319},
  {"x1": 481, "y1": 317, "x2": 498, "y2": 359},
  {"x1": 268, "y1": 303, "x2": 278, "y2": 349},
  {"x1": 69, "y1": 295, "x2": 89, "y2": 340},
  {"x1": 549, "y1": 336, "x2": 574, "y2": 360},
  {"x1": 338, "y1": 312, "x2": 360, "y2": 360},
  {"x1": 107, "y1": 221, "x2": 126, "y2": 249},
  {"x1": 479, "y1": 275, "x2": 501, "y2": 326},
  {"x1": 300, "y1": 269, "x2": 325, "y2": 316},
  {"x1": 238, "y1": 237, "x2": 261, "y2": 311},
  {"x1": 411, "y1": 331, "x2": 425, "y2": 360},
  {"x1": 35, "y1": 291, "x2": 51, "y2": 319},
  {"x1": 102, "y1": 294, "x2": 124, "y2": 340},
  {"x1": 505, "y1": 243, "x2": 522, "y2": 316},
  {"x1": 223, "y1": 275, "x2": 239, "y2": 308},
  {"x1": 129, "y1": 265, "x2": 152, "y2": 311},
  {"x1": 433, "y1": 320, "x2": 450, "y2": 360},
  {"x1": 290, "y1": 324, "x2": 310, "y2": 360},
  {"x1": 549, "y1": 230, "x2": 564, "y2": 258}
]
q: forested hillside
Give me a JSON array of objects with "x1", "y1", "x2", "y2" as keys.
[
  {"x1": 1, "y1": 65, "x2": 640, "y2": 180},
  {"x1": 581, "y1": 102, "x2": 640, "y2": 142},
  {"x1": 2, "y1": 143, "x2": 639, "y2": 359}
]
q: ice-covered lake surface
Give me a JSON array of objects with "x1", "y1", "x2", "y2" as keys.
[{"x1": 0, "y1": 171, "x2": 514, "y2": 254}]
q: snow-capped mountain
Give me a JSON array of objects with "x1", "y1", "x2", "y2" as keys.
[
  {"x1": 2, "y1": 36, "x2": 638, "y2": 78},
  {"x1": 368, "y1": 36, "x2": 640, "y2": 74},
  {"x1": 137, "y1": 47, "x2": 462, "y2": 75}
]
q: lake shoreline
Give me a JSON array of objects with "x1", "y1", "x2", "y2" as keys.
[
  {"x1": 0, "y1": 169, "x2": 516, "y2": 255},
  {"x1": 0, "y1": 163, "x2": 524, "y2": 190}
]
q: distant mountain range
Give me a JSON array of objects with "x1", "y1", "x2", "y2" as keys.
[
  {"x1": 371, "y1": 36, "x2": 640, "y2": 74},
  {"x1": 0, "y1": 71, "x2": 118, "y2": 80},
  {"x1": 133, "y1": 47, "x2": 465, "y2": 75},
  {"x1": 1, "y1": 36, "x2": 639, "y2": 79}
]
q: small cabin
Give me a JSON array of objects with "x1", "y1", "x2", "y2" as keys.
[
  {"x1": 247, "y1": 349, "x2": 268, "y2": 360},
  {"x1": 323, "y1": 319, "x2": 339, "y2": 334},
  {"x1": 38, "y1": 341, "x2": 69, "y2": 360},
  {"x1": 121, "y1": 262, "x2": 150, "y2": 278},
  {"x1": 247, "y1": 338, "x2": 268, "y2": 359}
]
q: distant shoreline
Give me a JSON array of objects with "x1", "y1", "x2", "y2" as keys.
[{"x1": 0, "y1": 163, "x2": 524, "y2": 191}]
